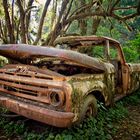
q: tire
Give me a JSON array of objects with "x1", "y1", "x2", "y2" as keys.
[{"x1": 78, "y1": 95, "x2": 98, "y2": 123}]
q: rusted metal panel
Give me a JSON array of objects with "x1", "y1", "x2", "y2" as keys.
[
  {"x1": 0, "y1": 95, "x2": 74, "y2": 127},
  {"x1": 0, "y1": 71, "x2": 64, "y2": 88},
  {"x1": 127, "y1": 63, "x2": 140, "y2": 93},
  {"x1": 0, "y1": 66, "x2": 68, "y2": 107},
  {"x1": 2, "y1": 64, "x2": 65, "y2": 79},
  {"x1": 0, "y1": 44, "x2": 105, "y2": 71},
  {"x1": 54, "y1": 36, "x2": 120, "y2": 46},
  {"x1": 129, "y1": 63, "x2": 140, "y2": 72}
]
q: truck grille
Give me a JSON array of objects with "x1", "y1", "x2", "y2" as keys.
[{"x1": 0, "y1": 66, "x2": 63, "y2": 105}]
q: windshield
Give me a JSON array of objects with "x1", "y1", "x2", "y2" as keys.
[{"x1": 56, "y1": 41, "x2": 107, "y2": 59}]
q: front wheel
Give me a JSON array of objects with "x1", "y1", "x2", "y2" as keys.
[{"x1": 77, "y1": 95, "x2": 98, "y2": 124}]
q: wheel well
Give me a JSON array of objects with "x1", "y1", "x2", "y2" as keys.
[{"x1": 89, "y1": 91, "x2": 105, "y2": 104}]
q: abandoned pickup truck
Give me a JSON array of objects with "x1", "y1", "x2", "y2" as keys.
[{"x1": 0, "y1": 36, "x2": 140, "y2": 127}]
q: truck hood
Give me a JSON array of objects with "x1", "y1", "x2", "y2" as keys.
[{"x1": 0, "y1": 44, "x2": 105, "y2": 72}]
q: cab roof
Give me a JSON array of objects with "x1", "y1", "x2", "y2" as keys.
[{"x1": 54, "y1": 36, "x2": 120, "y2": 47}]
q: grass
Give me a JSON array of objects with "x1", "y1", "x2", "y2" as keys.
[{"x1": 0, "y1": 90, "x2": 140, "y2": 140}]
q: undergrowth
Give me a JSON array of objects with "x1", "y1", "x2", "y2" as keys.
[{"x1": 0, "y1": 90, "x2": 140, "y2": 140}]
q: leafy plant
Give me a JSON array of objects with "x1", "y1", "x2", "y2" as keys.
[
  {"x1": 0, "y1": 97, "x2": 131, "y2": 140},
  {"x1": 123, "y1": 33, "x2": 140, "y2": 62}
]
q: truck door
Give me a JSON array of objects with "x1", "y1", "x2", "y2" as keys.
[
  {"x1": 108, "y1": 44, "x2": 123, "y2": 90},
  {"x1": 110, "y1": 49, "x2": 122, "y2": 87},
  {"x1": 108, "y1": 41, "x2": 130, "y2": 94}
]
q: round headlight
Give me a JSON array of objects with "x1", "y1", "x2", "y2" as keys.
[{"x1": 49, "y1": 92, "x2": 61, "y2": 107}]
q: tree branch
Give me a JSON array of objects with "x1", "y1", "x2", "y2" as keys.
[
  {"x1": 60, "y1": 0, "x2": 74, "y2": 35},
  {"x1": 64, "y1": 5, "x2": 140, "y2": 25},
  {"x1": 25, "y1": 0, "x2": 35, "y2": 42},
  {"x1": 123, "y1": 21, "x2": 133, "y2": 31},
  {"x1": 16, "y1": 20, "x2": 20, "y2": 43},
  {"x1": 11, "y1": 0, "x2": 15, "y2": 36},
  {"x1": 0, "y1": 20, "x2": 4, "y2": 37},
  {"x1": 114, "y1": 6, "x2": 137, "y2": 11},
  {"x1": 69, "y1": 0, "x2": 98, "y2": 18},
  {"x1": 110, "y1": 0, "x2": 120, "y2": 13},
  {"x1": 137, "y1": 1, "x2": 140, "y2": 14},
  {"x1": 112, "y1": 12, "x2": 139, "y2": 21},
  {"x1": 64, "y1": 11, "x2": 105, "y2": 25},
  {"x1": 17, "y1": 0, "x2": 27, "y2": 43},
  {"x1": 50, "y1": 0, "x2": 57, "y2": 30},
  {"x1": 91, "y1": 0, "x2": 103, "y2": 35},
  {"x1": 43, "y1": 0, "x2": 140, "y2": 46},
  {"x1": 45, "y1": 0, "x2": 70, "y2": 45},
  {"x1": 63, "y1": 0, "x2": 74, "y2": 21},
  {"x1": 2, "y1": 0, "x2": 15, "y2": 43},
  {"x1": 33, "y1": 0, "x2": 51, "y2": 45}
]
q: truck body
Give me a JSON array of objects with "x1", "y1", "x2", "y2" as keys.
[{"x1": 0, "y1": 36, "x2": 139, "y2": 127}]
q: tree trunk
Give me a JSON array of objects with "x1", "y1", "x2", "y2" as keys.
[
  {"x1": 50, "y1": 0, "x2": 57, "y2": 30},
  {"x1": 26, "y1": 0, "x2": 35, "y2": 43},
  {"x1": 43, "y1": 0, "x2": 70, "y2": 46},
  {"x1": 78, "y1": 0, "x2": 87, "y2": 35},
  {"x1": 92, "y1": 0, "x2": 102, "y2": 35},
  {"x1": 2, "y1": 0, "x2": 15, "y2": 43},
  {"x1": 92, "y1": 17, "x2": 101, "y2": 34},
  {"x1": 33, "y1": 0, "x2": 52, "y2": 45},
  {"x1": 17, "y1": 0, "x2": 27, "y2": 43},
  {"x1": 79, "y1": 20, "x2": 87, "y2": 35}
]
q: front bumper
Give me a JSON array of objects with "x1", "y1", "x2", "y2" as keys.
[{"x1": 0, "y1": 95, "x2": 74, "y2": 128}]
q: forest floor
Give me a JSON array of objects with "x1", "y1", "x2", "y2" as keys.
[
  {"x1": 0, "y1": 92, "x2": 140, "y2": 140},
  {"x1": 113, "y1": 104, "x2": 140, "y2": 140}
]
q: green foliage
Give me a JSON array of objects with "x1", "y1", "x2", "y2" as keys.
[
  {"x1": 122, "y1": 91, "x2": 140, "y2": 106},
  {"x1": 67, "y1": 21, "x2": 79, "y2": 35},
  {"x1": 96, "y1": 24, "x2": 121, "y2": 41},
  {"x1": 0, "y1": 56, "x2": 8, "y2": 67},
  {"x1": 123, "y1": 47, "x2": 139, "y2": 62},
  {"x1": 0, "y1": 0, "x2": 4, "y2": 17},
  {"x1": 3, "y1": 92, "x2": 140, "y2": 140},
  {"x1": 130, "y1": 34, "x2": 140, "y2": 48},
  {"x1": 123, "y1": 34, "x2": 140, "y2": 62},
  {"x1": 0, "y1": 90, "x2": 140, "y2": 139},
  {"x1": 3, "y1": 121, "x2": 25, "y2": 136}
]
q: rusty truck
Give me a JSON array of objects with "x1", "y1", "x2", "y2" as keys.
[{"x1": 0, "y1": 36, "x2": 139, "y2": 127}]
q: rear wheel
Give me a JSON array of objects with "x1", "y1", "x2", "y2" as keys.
[{"x1": 78, "y1": 95, "x2": 98, "y2": 123}]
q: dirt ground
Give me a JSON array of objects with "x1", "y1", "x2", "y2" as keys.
[{"x1": 113, "y1": 104, "x2": 140, "y2": 140}]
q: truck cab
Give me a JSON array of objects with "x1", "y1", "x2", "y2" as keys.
[{"x1": 54, "y1": 36, "x2": 140, "y2": 97}]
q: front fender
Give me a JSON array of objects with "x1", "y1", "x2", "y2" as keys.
[{"x1": 85, "y1": 81, "x2": 110, "y2": 105}]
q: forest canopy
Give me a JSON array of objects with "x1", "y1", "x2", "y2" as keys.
[{"x1": 0, "y1": 0, "x2": 139, "y2": 48}]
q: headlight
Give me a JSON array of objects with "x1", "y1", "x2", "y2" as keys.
[{"x1": 49, "y1": 91, "x2": 64, "y2": 107}]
